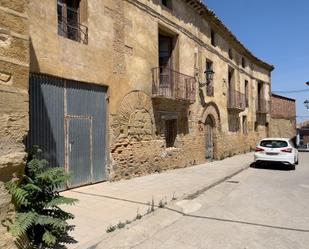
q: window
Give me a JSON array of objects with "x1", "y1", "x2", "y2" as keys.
[
  {"x1": 161, "y1": 0, "x2": 172, "y2": 9},
  {"x1": 228, "y1": 67, "x2": 234, "y2": 89},
  {"x1": 260, "y1": 140, "x2": 288, "y2": 148},
  {"x1": 254, "y1": 121, "x2": 259, "y2": 132},
  {"x1": 211, "y1": 29, "x2": 216, "y2": 46},
  {"x1": 228, "y1": 48, "x2": 233, "y2": 60},
  {"x1": 242, "y1": 116, "x2": 247, "y2": 135},
  {"x1": 241, "y1": 57, "x2": 246, "y2": 68},
  {"x1": 57, "y1": 0, "x2": 88, "y2": 44},
  {"x1": 228, "y1": 114, "x2": 240, "y2": 132},
  {"x1": 165, "y1": 119, "x2": 177, "y2": 147},
  {"x1": 245, "y1": 80, "x2": 249, "y2": 107},
  {"x1": 159, "y1": 34, "x2": 174, "y2": 86},
  {"x1": 206, "y1": 59, "x2": 214, "y2": 96}
]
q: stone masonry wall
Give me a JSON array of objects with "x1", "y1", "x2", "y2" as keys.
[
  {"x1": 109, "y1": 91, "x2": 205, "y2": 180},
  {"x1": 270, "y1": 94, "x2": 296, "y2": 139},
  {"x1": 0, "y1": 0, "x2": 29, "y2": 248},
  {"x1": 269, "y1": 118, "x2": 296, "y2": 139}
]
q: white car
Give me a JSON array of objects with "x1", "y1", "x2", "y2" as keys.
[{"x1": 254, "y1": 138, "x2": 299, "y2": 170}]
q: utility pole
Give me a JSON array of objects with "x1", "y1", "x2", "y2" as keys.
[{"x1": 305, "y1": 82, "x2": 309, "y2": 109}]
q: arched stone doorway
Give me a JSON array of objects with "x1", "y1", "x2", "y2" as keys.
[
  {"x1": 199, "y1": 102, "x2": 221, "y2": 160},
  {"x1": 205, "y1": 115, "x2": 215, "y2": 160}
]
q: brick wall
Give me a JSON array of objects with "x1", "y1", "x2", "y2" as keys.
[
  {"x1": 270, "y1": 94, "x2": 296, "y2": 138},
  {"x1": 271, "y1": 94, "x2": 296, "y2": 120}
]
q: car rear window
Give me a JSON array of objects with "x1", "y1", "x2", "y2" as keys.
[{"x1": 260, "y1": 140, "x2": 288, "y2": 148}]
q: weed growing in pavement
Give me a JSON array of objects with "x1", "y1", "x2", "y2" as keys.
[
  {"x1": 136, "y1": 213, "x2": 142, "y2": 220},
  {"x1": 106, "y1": 225, "x2": 116, "y2": 233},
  {"x1": 105, "y1": 196, "x2": 170, "y2": 234},
  {"x1": 117, "y1": 221, "x2": 126, "y2": 229},
  {"x1": 158, "y1": 199, "x2": 165, "y2": 208},
  {"x1": 151, "y1": 197, "x2": 155, "y2": 212}
]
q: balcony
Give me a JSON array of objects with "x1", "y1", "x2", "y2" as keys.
[
  {"x1": 152, "y1": 67, "x2": 196, "y2": 103},
  {"x1": 58, "y1": 17, "x2": 88, "y2": 44},
  {"x1": 227, "y1": 90, "x2": 246, "y2": 112},
  {"x1": 256, "y1": 98, "x2": 269, "y2": 114}
]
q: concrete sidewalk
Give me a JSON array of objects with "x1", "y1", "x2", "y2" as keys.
[{"x1": 62, "y1": 153, "x2": 254, "y2": 249}]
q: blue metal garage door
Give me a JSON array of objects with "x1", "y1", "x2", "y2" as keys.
[{"x1": 27, "y1": 73, "x2": 107, "y2": 189}]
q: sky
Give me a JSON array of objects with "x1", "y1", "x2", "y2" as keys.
[{"x1": 203, "y1": 0, "x2": 309, "y2": 123}]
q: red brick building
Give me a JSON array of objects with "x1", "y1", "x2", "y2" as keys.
[{"x1": 269, "y1": 94, "x2": 296, "y2": 138}]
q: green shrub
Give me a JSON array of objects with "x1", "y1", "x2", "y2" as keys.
[{"x1": 5, "y1": 147, "x2": 78, "y2": 248}]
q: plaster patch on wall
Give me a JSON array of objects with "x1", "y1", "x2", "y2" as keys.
[{"x1": 105, "y1": 1, "x2": 133, "y2": 74}]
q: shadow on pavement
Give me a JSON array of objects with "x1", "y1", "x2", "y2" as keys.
[
  {"x1": 250, "y1": 162, "x2": 294, "y2": 171},
  {"x1": 72, "y1": 190, "x2": 309, "y2": 234}
]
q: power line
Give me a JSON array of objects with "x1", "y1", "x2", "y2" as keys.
[{"x1": 272, "y1": 89, "x2": 309, "y2": 94}]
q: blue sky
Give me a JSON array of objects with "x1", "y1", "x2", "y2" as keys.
[{"x1": 203, "y1": 0, "x2": 309, "y2": 122}]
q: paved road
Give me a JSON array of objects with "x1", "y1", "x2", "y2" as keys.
[{"x1": 98, "y1": 152, "x2": 309, "y2": 249}]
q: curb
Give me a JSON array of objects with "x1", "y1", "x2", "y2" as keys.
[{"x1": 185, "y1": 164, "x2": 250, "y2": 200}]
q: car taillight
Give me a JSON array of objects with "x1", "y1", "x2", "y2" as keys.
[
  {"x1": 255, "y1": 147, "x2": 264, "y2": 152},
  {"x1": 281, "y1": 148, "x2": 292, "y2": 153}
]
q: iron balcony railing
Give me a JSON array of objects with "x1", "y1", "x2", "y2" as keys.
[
  {"x1": 58, "y1": 17, "x2": 88, "y2": 44},
  {"x1": 256, "y1": 98, "x2": 269, "y2": 114},
  {"x1": 227, "y1": 89, "x2": 246, "y2": 111},
  {"x1": 152, "y1": 67, "x2": 196, "y2": 103}
]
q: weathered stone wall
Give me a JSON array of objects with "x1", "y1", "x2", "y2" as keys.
[
  {"x1": 269, "y1": 118, "x2": 296, "y2": 139},
  {"x1": 0, "y1": 0, "x2": 29, "y2": 248}
]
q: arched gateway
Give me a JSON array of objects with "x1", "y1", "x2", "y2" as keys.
[{"x1": 200, "y1": 102, "x2": 221, "y2": 160}]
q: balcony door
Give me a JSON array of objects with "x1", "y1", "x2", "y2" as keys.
[
  {"x1": 159, "y1": 35, "x2": 173, "y2": 97},
  {"x1": 257, "y1": 82, "x2": 263, "y2": 111},
  {"x1": 57, "y1": 0, "x2": 80, "y2": 41}
]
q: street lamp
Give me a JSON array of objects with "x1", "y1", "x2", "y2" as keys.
[
  {"x1": 304, "y1": 99, "x2": 309, "y2": 109},
  {"x1": 204, "y1": 68, "x2": 215, "y2": 84}
]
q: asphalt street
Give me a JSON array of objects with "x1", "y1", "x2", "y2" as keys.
[{"x1": 98, "y1": 152, "x2": 309, "y2": 249}]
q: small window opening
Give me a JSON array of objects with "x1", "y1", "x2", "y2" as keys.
[
  {"x1": 241, "y1": 57, "x2": 246, "y2": 68},
  {"x1": 245, "y1": 80, "x2": 249, "y2": 107},
  {"x1": 242, "y1": 116, "x2": 248, "y2": 135},
  {"x1": 162, "y1": 0, "x2": 172, "y2": 9},
  {"x1": 254, "y1": 121, "x2": 259, "y2": 132},
  {"x1": 206, "y1": 59, "x2": 214, "y2": 96},
  {"x1": 228, "y1": 48, "x2": 233, "y2": 60},
  {"x1": 211, "y1": 29, "x2": 216, "y2": 46},
  {"x1": 165, "y1": 119, "x2": 177, "y2": 148},
  {"x1": 57, "y1": 0, "x2": 88, "y2": 44},
  {"x1": 228, "y1": 67, "x2": 234, "y2": 89}
]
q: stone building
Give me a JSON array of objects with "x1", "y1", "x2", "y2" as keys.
[
  {"x1": 0, "y1": 0, "x2": 29, "y2": 247},
  {"x1": 269, "y1": 93, "x2": 296, "y2": 139},
  {"x1": 0, "y1": 0, "x2": 274, "y2": 246}
]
